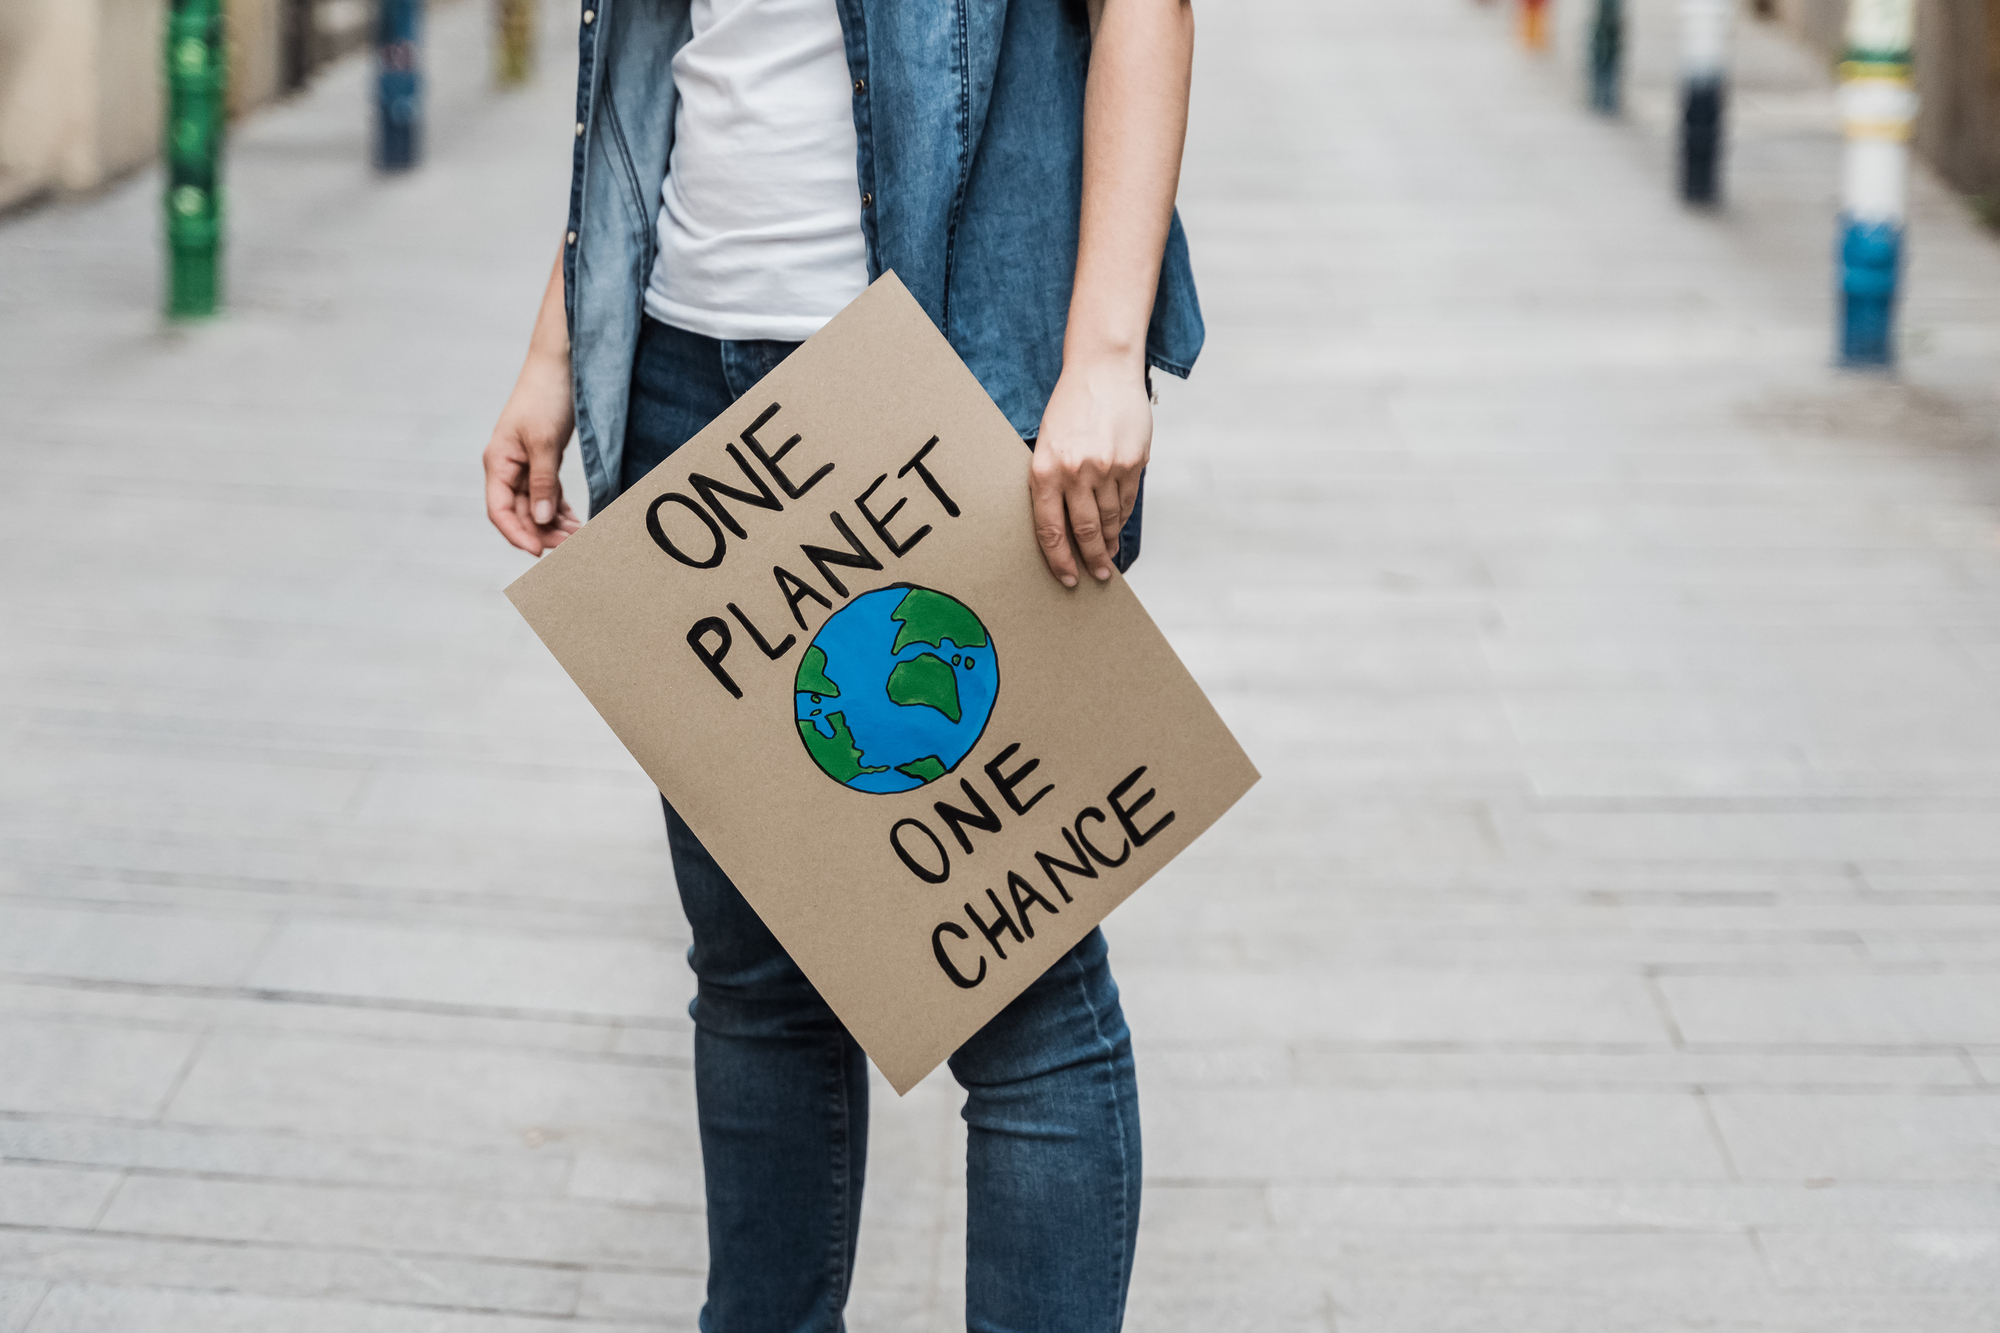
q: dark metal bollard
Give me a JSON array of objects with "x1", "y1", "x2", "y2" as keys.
[
  {"x1": 1681, "y1": 78, "x2": 1724, "y2": 203},
  {"x1": 165, "y1": 0, "x2": 226, "y2": 319},
  {"x1": 1678, "y1": 0, "x2": 1729, "y2": 206},
  {"x1": 1588, "y1": 0, "x2": 1622, "y2": 114},
  {"x1": 376, "y1": 0, "x2": 425, "y2": 171},
  {"x1": 280, "y1": 0, "x2": 315, "y2": 93}
]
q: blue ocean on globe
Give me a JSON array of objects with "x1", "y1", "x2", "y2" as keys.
[{"x1": 794, "y1": 585, "x2": 999, "y2": 794}]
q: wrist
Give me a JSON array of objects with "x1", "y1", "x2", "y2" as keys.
[
  {"x1": 515, "y1": 344, "x2": 571, "y2": 400},
  {"x1": 522, "y1": 337, "x2": 569, "y2": 376},
  {"x1": 1060, "y1": 334, "x2": 1146, "y2": 381},
  {"x1": 506, "y1": 348, "x2": 574, "y2": 424}
]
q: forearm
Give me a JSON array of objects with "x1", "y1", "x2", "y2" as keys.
[
  {"x1": 484, "y1": 245, "x2": 580, "y2": 556},
  {"x1": 1065, "y1": 0, "x2": 1193, "y2": 372},
  {"x1": 524, "y1": 248, "x2": 570, "y2": 373},
  {"x1": 501, "y1": 246, "x2": 572, "y2": 427}
]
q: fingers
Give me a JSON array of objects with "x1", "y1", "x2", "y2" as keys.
[
  {"x1": 1095, "y1": 477, "x2": 1126, "y2": 555},
  {"x1": 485, "y1": 441, "x2": 545, "y2": 556},
  {"x1": 1065, "y1": 477, "x2": 1115, "y2": 583},
  {"x1": 539, "y1": 499, "x2": 584, "y2": 551},
  {"x1": 1029, "y1": 456, "x2": 1079, "y2": 588},
  {"x1": 526, "y1": 436, "x2": 562, "y2": 529}
]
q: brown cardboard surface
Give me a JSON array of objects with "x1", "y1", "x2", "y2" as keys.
[{"x1": 506, "y1": 275, "x2": 1258, "y2": 1093}]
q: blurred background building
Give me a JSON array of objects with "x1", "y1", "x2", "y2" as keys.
[
  {"x1": 4, "y1": 0, "x2": 2000, "y2": 209},
  {"x1": 0, "y1": 0, "x2": 372, "y2": 210}
]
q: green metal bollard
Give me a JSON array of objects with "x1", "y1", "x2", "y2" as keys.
[
  {"x1": 164, "y1": 0, "x2": 226, "y2": 319},
  {"x1": 496, "y1": 0, "x2": 536, "y2": 88}
]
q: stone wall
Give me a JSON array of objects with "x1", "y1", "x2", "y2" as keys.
[
  {"x1": 1766, "y1": 0, "x2": 2000, "y2": 201},
  {"x1": 227, "y1": 0, "x2": 282, "y2": 118},
  {"x1": 0, "y1": 0, "x2": 378, "y2": 210},
  {"x1": 0, "y1": 0, "x2": 166, "y2": 208},
  {"x1": 1912, "y1": 0, "x2": 2000, "y2": 200}
]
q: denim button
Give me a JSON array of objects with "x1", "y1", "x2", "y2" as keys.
[
  {"x1": 574, "y1": 122, "x2": 584, "y2": 137},
  {"x1": 582, "y1": 7, "x2": 594, "y2": 20},
  {"x1": 566, "y1": 231, "x2": 577, "y2": 245},
  {"x1": 853, "y1": 78, "x2": 865, "y2": 94},
  {"x1": 860, "y1": 191, "x2": 873, "y2": 207}
]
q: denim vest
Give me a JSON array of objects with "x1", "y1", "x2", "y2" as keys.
[{"x1": 564, "y1": 0, "x2": 1205, "y2": 514}]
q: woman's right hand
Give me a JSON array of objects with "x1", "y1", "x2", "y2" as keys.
[{"x1": 484, "y1": 250, "x2": 581, "y2": 556}]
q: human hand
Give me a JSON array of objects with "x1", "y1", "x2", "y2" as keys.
[
  {"x1": 1028, "y1": 356, "x2": 1151, "y2": 586},
  {"x1": 483, "y1": 346, "x2": 581, "y2": 556}
]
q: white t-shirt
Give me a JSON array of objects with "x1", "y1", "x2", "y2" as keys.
[{"x1": 643, "y1": 0, "x2": 870, "y2": 342}]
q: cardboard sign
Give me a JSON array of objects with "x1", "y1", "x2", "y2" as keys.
[{"x1": 507, "y1": 275, "x2": 1257, "y2": 1093}]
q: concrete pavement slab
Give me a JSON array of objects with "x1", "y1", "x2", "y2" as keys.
[
  {"x1": 0, "y1": 904, "x2": 271, "y2": 990},
  {"x1": 160, "y1": 1031, "x2": 695, "y2": 1155},
  {"x1": 0, "y1": 1284, "x2": 46, "y2": 1333},
  {"x1": 1119, "y1": 968, "x2": 1670, "y2": 1045},
  {"x1": 0, "y1": 1165, "x2": 121, "y2": 1231},
  {"x1": 1140, "y1": 1086, "x2": 1731, "y2": 1182},
  {"x1": 22, "y1": 1284, "x2": 674, "y2": 1333},
  {"x1": 1661, "y1": 972, "x2": 2000, "y2": 1046},
  {"x1": 1268, "y1": 1180, "x2": 2000, "y2": 1231},
  {"x1": 0, "y1": 1018, "x2": 200, "y2": 1121},
  {"x1": 241, "y1": 919, "x2": 690, "y2": 1020},
  {"x1": 1707, "y1": 1090, "x2": 2000, "y2": 1181},
  {"x1": 95, "y1": 1174, "x2": 704, "y2": 1271},
  {"x1": 1756, "y1": 1227, "x2": 2000, "y2": 1291},
  {"x1": 0, "y1": 1233, "x2": 582, "y2": 1319},
  {"x1": 0, "y1": 1115, "x2": 574, "y2": 1196}
]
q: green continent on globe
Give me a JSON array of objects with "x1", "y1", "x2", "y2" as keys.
[
  {"x1": 890, "y1": 588, "x2": 988, "y2": 655},
  {"x1": 796, "y1": 711, "x2": 886, "y2": 784},
  {"x1": 796, "y1": 645, "x2": 840, "y2": 697},
  {"x1": 896, "y1": 755, "x2": 948, "y2": 782},
  {"x1": 885, "y1": 652, "x2": 962, "y2": 723}
]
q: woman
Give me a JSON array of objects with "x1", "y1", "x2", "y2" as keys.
[{"x1": 482, "y1": 1, "x2": 1200, "y2": 1327}]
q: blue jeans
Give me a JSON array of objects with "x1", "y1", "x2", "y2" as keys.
[{"x1": 620, "y1": 317, "x2": 1144, "y2": 1333}]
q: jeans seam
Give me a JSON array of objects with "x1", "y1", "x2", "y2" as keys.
[
  {"x1": 720, "y1": 341, "x2": 745, "y2": 401},
  {"x1": 1068, "y1": 942, "x2": 1132, "y2": 1332},
  {"x1": 826, "y1": 1035, "x2": 852, "y2": 1331}
]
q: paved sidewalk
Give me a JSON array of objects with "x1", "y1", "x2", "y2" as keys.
[{"x1": 3, "y1": 0, "x2": 1999, "y2": 1330}]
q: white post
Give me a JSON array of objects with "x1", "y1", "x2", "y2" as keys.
[{"x1": 1837, "y1": 0, "x2": 1918, "y2": 365}]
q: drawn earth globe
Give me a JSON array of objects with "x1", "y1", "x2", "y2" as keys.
[{"x1": 793, "y1": 585, "x2": 999, "y2": 794}]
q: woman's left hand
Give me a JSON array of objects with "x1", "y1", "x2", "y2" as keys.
[{"x1": 1029, "y1": 355, "x2": 1151, "y2": 587}]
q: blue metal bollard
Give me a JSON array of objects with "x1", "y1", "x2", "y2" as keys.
[
  {"x1": 376, "y1": 0, "x2": 424, "y2": 171},
  {"x1": 1837, "y1": 219, "x2": 1901, "y2": 365},
  {"x1": 1589, "y1": 0, "x2": 1622, "y2": 114}
]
